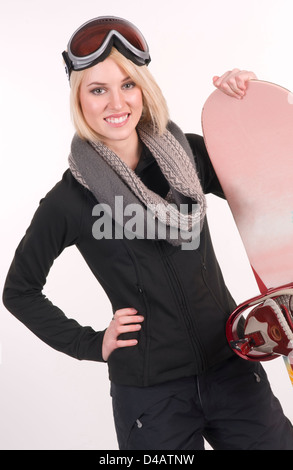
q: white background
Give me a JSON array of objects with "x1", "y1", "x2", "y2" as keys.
[{"x1": 1, "y1": 0, "x2": 293, "y2": 450}]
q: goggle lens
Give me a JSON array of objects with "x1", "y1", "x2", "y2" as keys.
[{"x1": 70, "y1": 17, "x2": 148, "y2": 58}]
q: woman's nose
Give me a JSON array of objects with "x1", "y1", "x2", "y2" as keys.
[{"x1": 109, "y1": 89, "x2": 124, "y2": 110}]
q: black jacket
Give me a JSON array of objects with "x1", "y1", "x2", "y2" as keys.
[{"x1": 2, "y1": 134, "x2": 236, "y2": 386}]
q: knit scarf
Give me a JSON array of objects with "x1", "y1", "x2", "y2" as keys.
[{"x1": 68, "y1": 121, "x2": 207, "y2": 248}]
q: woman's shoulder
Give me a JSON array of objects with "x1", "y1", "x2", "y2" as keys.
[
  {"x1": 34, "y1": 169, "x2": 90, "y2": 228},
  {"x1": 42, "y1": 169, "x2": 87, "y2": 206},
  {"x1": 185, "y1": 133, "x2": 207, "y2": 156}
]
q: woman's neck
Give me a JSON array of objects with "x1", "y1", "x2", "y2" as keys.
[{"x1": 104, "y1": 133, "x2": 142, "y2": 170}]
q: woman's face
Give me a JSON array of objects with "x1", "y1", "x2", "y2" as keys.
[{"x1": 79, "y1": 57, "x2": 143, "y2": 150}]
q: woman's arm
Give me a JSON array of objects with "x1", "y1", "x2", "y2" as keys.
[{"x1": 2, "y1": 175, "x2": 105, "y2": 362}]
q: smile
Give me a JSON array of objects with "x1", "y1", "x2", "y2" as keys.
[{"x1": 104, "y1": 113, "x2": 130, "y2": 125}]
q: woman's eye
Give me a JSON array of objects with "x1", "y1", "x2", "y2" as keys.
[
  {"x1": 91, "y1": 88, "x2": 106, "y2": 95},
  {"x1": 123, "y1": 82, "x2": 136, "y2": 90}
]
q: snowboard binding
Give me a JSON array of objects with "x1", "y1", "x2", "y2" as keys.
[{"x1": 226, "y1": 283, "x2": 293, "y2": 361}]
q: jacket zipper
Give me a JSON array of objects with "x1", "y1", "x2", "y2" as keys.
[
  {"x1": 157, "y1": 243, "x2": 206, "y2": 372},
  {"x1": 122, "y1": 242, "x2": 151, "y2": 385},
  {"x1": 201, "y1": 256, "x2": 227, "y2": 315},
  {"x1": 137, "y1": 283, "x2": 151, "y2": 386}
]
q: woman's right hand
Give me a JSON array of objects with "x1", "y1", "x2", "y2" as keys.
[
  {"x1": 102, "y1": 308, "x2": 144, "y2": 361},
  {"x1": 213, "y1": 69, "x2": 257, "y2": 99}
]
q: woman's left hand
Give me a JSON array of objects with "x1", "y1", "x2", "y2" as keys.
[{"x1": 213, "y1": 68, "x2": 257, "y2": 99}]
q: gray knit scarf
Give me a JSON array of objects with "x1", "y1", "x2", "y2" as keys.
[{"x1": 68, "y1": 121, "x2": 207, "y2": 248}]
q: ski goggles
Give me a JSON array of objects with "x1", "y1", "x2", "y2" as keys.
[{"x1": 62, "y1": 16, "x2": 151, "y2": 79}]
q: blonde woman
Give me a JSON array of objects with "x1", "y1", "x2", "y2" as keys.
[{"x1": 3, "y1": 16, "x2": 293, "y2": 450}]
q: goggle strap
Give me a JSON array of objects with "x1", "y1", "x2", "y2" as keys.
[{"x1": 62, "y1": 51, "x2": 72, "y2": 80}]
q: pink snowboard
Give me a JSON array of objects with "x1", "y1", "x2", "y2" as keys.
[{"x1": 202, "y1": 80, "x2": 293, "y2": 367}]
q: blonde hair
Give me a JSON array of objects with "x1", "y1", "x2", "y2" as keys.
[{"x1": 70, "y1": 48, "x2": 169, "y2": 142}]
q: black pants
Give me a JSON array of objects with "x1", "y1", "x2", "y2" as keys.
[{"x1": 111, "y1": 356, "x2": 293, "y2": 450}]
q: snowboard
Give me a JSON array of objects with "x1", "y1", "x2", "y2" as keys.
[{"x1": 202, "y1": 80, "x2": 293, "y2": 384}]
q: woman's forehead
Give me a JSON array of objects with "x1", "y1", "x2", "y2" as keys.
[{"x1": 82, "y1": 58, "x2": 129, "y2": 85}]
